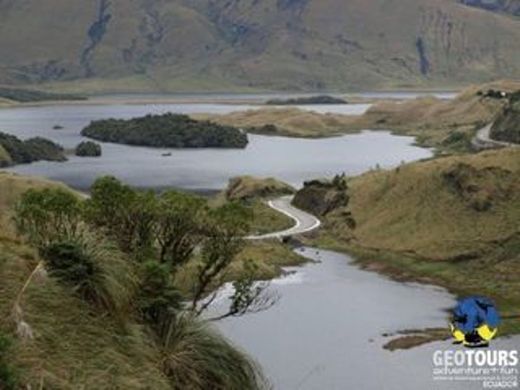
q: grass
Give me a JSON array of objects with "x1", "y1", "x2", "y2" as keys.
[
  {"x1": 211, "y1": 176, "x2": 296, "y2": 235},
  {"x1": 307, "y1": 147, "x2": 520, "y2": 337},
  {"x1": 160, "y1": 315, "x2": 268, "y2": 390},
  {"x1": 194, "y1": 108, "x2": 360, "y2": 138},
  {"x1": 0, "y1": 145, "x2": 12, "y2": 167},
  {"x1": 196, "y1": 81, "x2": 520, "y2": 153},
  {"x1": 0, "y1": 172, "x2": 269, "y2": 388}
]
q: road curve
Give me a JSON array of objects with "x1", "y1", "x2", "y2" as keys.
[
  {"x1": 472, "y1": 123, "x2": 519, "y2": 150},
  {"x1": 247, "y1": 195, "x2": 321, "y2": 240}
]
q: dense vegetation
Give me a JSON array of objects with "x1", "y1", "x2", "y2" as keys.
[
  {"x1": 265, "y1": 95, "x2": 347, "y2": 105},
  {"x1": 490, "y1": 91, "x2": 520, "y2": 144},
  {"x1": 75, "y1": 141, "x2": 102, "y2": 157},
  {"x1": 0, "y1": 132, "x2": 66, "y2": 167},
  {"x1": 3, "y1": 176, "x2": 272, "y2": 388},
  {"x1": 0, "y1": 87, "x2": 86, "y2": 103},
  {"x1": 81, "y1": 113, "x2": 248, "y2": 149}
]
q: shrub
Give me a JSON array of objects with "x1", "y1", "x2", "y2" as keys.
[
  {"x1": 40, "y1": 237, "x2": 137, "y2": 314},
  {"x1": 159, "y1": 315, "x2": 266, "y2": 390},
  {"x1": 156, "y1": 191, "x2": 207, "y2": 267},
  {"x1": 85, "y1": 177, "x2": 158, "y2": 255},
  {"x1": 75, "y1": 141, "x2": 102, "y2": 157},
  {"x1": 15, "y1": 187, "x2": 83, "y2": 246},
  {"x1": 137, "y1": 261, "x2": 184, "y2": 337}
]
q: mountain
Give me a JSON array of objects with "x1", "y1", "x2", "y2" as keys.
[{"x1": 0, "y1": 0, "x2": 519, "y2": 92}]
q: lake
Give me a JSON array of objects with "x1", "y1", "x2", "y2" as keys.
[
  {"x1": 1, "y1": 99, "x2": 516, "y2": 389},
  {"x1": 212, "y1": 248, "x2": 520, "y2": 390},
  {"x1": 0, "y1": 102, "x2": 431, "y2": 191}
]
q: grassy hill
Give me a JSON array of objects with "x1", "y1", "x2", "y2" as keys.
[
  {"x1": 0, "y1": 0, "x2": 519, "y2": 92},
  {"x1": 0, "y1": 172, "x2": 309, "y2": 389},
  {"x1": 310, "y1": 148, "x2": 520, "y2": 333}
]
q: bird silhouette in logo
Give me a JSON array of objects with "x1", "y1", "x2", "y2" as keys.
[{"x1": 450, "y1": 296, "x2": 500, "y2": 347}]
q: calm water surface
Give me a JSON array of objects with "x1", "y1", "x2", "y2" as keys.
[
  {"x1": 212, "y1": 248, "x2": 520, "y2": 390},
  {"x1": 0, "y1": 103, "x2": 431, "y2": 191},
  {"x1": 1, "y1": 101, "x2": 517, "y2": 389}
]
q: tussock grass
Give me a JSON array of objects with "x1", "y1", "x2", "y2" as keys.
[
  {"x1": 0, "y1": 172, "x2": 268, "y2": 388},
  {"x1": 160, "y1": 314, "x2": 268, "y2": 390}
]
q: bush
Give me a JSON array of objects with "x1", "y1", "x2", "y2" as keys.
[
  {"x1": 137, "y1": 261, "x2": 184, "y2": 337},
  {"x1": 75, "y1": 141, "x2": 102, "y2": 157},
  {"x1": 85, "y1": 177, "x2": 158, "y2": 255},
  {"x1": 40, "y1": 237, "x2": 137, "y2": 314},
  {"x1": 15, "y1": 187, "x2": 83, "y2": 246},
  {"x1": 160, "y1": 315, "x2": 266, "y2": 390}
]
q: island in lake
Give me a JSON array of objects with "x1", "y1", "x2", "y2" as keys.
[
  {"x1": 81, "y1": 113, "x2": 249, "y2": 149},
  {"x1": 265, "y1": 95, "x2": 347, "y2": 105}
]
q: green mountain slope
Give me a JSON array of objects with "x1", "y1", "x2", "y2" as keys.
[{"x1": 0, "y1": 0, "x2": 519, "y2": 92}]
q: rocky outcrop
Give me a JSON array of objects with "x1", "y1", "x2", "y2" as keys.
[
  {"x1": 81, "y1": 0, "x2": 112, "y2": 77},
  {"x1": 225, "y1": 176, "x2": 295, "y2": 201},
  {"x1": 490, "y1": 92, "x2": 520, "y2": 144},
  {"x1": 292, "y1": 176, "x2": 349, "y2": 216}
]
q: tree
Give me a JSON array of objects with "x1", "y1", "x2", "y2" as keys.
[
  {"x1": 137, "y1": 261, "x2": 184, "y2": 339},
  {"x1": 190, "y1": 203, "x2": 251, "y2": 315},
  {"x1": 207, "y1": 260, "x2": 278, "y2": 322},
  {"x1": 156, "y1": 191, "x2": 207, "y2": 269},
  {"x1": 85, "y1": 177, "x2": 157, "y2": 256},
  {"x1": 15, "y1": 188, "x2": 83, "y2": 247}
]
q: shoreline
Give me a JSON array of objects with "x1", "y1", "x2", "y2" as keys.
[
  {"x1": 0, "y1": 88, "x2": 460, "y2": 109},
  {"x1": 303, "y1": 233, "x2": 520, "y2": 345}
]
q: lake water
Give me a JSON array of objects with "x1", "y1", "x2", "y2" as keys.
[
  {"x1": 212, "y1": 248, "x2": 520, "y2": 390},
  {"x1": 0, "y1": 103, "x2": 432, "y2": 191},
  {"x1": 1, "y1": 100, "x2": 517, "y2": 389}
]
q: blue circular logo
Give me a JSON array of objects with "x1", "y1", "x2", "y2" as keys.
[{"x1": 451, "y1": 296, "x2": 500, "y2": 347}]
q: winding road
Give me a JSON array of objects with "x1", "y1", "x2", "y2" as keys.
[
  {"x1": 247, "y1": 195, "x2": 321, "y2": 240},
  {"x1": 472, "y1": 123, "x2": 518, "y2": 150}
]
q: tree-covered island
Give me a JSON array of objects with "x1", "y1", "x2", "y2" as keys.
[{"x1": 81, "y1": 113, "x2": 249, "y2": 149}]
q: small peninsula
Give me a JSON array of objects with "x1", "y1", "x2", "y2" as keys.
[
  {"x1": 265, "y1": 95, "x2": 347, "y2": 105},
  {"x1": 81, "y1": 113, "x2": 249, "y2": 149},
  {"x1": 0, "y1": 132, "x2": 66, "y2": 167}
]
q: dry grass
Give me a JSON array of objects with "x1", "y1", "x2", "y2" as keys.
[
  {"x1": 225, "y1": 176, "x2": 295, "y2": 201},
  {"x1": 312, "y1": 147, "x2": 520, "y2": 334},
  {"x1": 195, "y1": 108, "x2": 359, "y2": 138},
  {"x1": 327, "y1": 148, "x2": 520, "y2": 259},
  {"x1": 0, "y1": 173, "x2": 269, "y2": 388}
]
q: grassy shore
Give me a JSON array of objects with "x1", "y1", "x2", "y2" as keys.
[{"x1": 302, "y1": 147, "x2": 520, "y2": 341}]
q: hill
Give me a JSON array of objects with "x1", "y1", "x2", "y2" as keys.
[
  {"x1": 0, "y1": 0, "x2": 519, "y2": 92},
  {"x1": 0, "y1": 172, "x2": 307, "y2": 388},
  {"x1": 307, "y1": 148, "x2": 520, "y2": 332}
]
